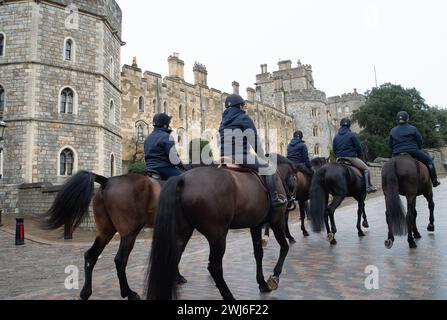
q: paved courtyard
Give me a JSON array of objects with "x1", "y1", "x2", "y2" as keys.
[{"x1": 1, "y1": 178, "x2": 447, "y2": 300}]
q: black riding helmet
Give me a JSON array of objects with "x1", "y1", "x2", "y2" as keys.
[
  {"x1": 225, "y1": 94, "x2": 245, "y2": 109},
  {"x1": 340, "y1": 118, "x2": 351, "y2": 128},
  {"x1": 294, "y1": 130, "x2": 303, "y2": 140},
  {"x1": 153, "y1": 113, "x2": 172, "y2": 128},
  {"x1": 397, "y1": 111, "x2": 410, "y2": 123}
]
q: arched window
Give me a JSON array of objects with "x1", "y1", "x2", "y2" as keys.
[
  {"x1": 64, "y1": 38, "x2": 73, "y2": 61},
  {"x1": 153, "y1": 99, "x2": 157, "y2": 113},
  {"x1": 311, "y1": 108, "x2": 317, "y2": 117},
  {"x1": 110, "y1": 56, "x2": 114, "y2": 78},
  {"x1": 136, "y1": 125, "x2": 144, "y2": 143},
  {"x1": 191, "y1": 109, "x2": 196, "y2": 122},
  {"x1": 314, "y1": 144, "x2": 321, "y2": 156},
  {"x1": 345, "y1": 107, "x2": 350, "y2": 114},
  {"x1": 280, "y1": 143, "x2": 285, "y2": 155},
  {"x1": 110, "y1": 154, "x2": 115, "y2": 177},
  {"x1": 0, "y1": 85, "x2": 5, "y2": 115},
  {"x1": 59, "y1": 148, "x2": 74, "y2": 176},
  {"x1": 0, "y1": 33, "x2": 5, "y2": 57},
  {"x1": 163, "y1": 101, "x2": 168, "y2": 114},
  {"x1": 138, "y1": 96, "x2": 144, "y2": 113},
  {"x1": 178, "y1": 127, "x2": 185, "y2": 145},
  {"x1": 60, "y1": 87, "x2": 74, "y2": 114},
  {"x1": 109, "y1": 100, "x2": 115, "y2": 124},
  {"x1": 312, "y1": 126, "x2": 319, "y2": 137},
  {"x1": 179, "y1": 105, "x2": 184, "y2": 121}
]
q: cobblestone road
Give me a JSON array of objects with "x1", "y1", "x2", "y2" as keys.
[{"x1": 1, "y1": 178, "x2": 446, "y2": 300}]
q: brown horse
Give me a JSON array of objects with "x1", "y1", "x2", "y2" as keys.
[
  {"x1": 43, "y1": 171, "x2": 167, "y2": 300},
  {"x1": 144, "y1": 155, "x2": 297, "y2": 300},
  {"x1": 382, "y1": 154, "x2": 435, "y2": 249}
]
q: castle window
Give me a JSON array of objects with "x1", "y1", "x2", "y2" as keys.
[
  {"x1": 345, "y1": 107, "x2": 350, "y2": 114},
  {"x1": 60, "y1": 88, "x2": 74, "y2": 114},
  {"x1": 177, "y1": 127, "x2": 185, "y2": 145},
  {"x1": 110, "y1": 154, "x2": 115, "y2": 177},
  {"x1": 59, "y1": 148, "x2": 74, "y2": 176},
  {"x1": 311, "y1": 108, "x2": 317, "y2": 117},
  {"x1": 153, "y1": 99, "x2": 157, "y2": 113},
  {"x1": 337, "y1": 107, "x2": 342, "y2": 114},
  {"x1": 64, "y1": 38, "x2": 74, "y2": 62},
  {"x1": 313, "y1": 126, "x2": 319, "y2": 137},
  {"x1": 136, "y1": 125, "x2": 144, "y2": 143},
  {"x1": 110, "y1": 56, "x2": 114, "y2": 78},
  {"x1": 109, "y1": 100, "x2": 115, "y2": 124},
  {"x1": 192, "y1": 109, "x2": 196, "y2": 122},
  {"x1": 163, "y1": 101, "x2": 168, "y2": 114},
  {"x1": 280, "y1": 143, "x2": 285, "y2": 155},
  {"x1": 139, "y1": 96, "x2": 145, "y2": 113},
  {"x1": 0, "y1": 33, "x2": 5, "y2": 57},
  {"x1": 179, "y1": 105, "x2": 184, "y2": 121},
  {"x1": 0, "y1": 85, "x2": 5, "y2": 116},
  {"x1": 314, "y1": 144, "x2": 321, "y2": 156}
]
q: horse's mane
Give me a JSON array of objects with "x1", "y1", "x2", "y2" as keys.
[{"x1": 268, "y1": 153, "x2": 297, "y2": 172}]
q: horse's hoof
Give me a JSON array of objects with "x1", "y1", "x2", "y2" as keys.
[
  {"x1": 384, "y1": 239, "x2": 393, "y2": 249},
  {"x1": 177, "y1": 275, "x2": 188, "y2": 285},
  {"x1": 427, "y1": 224, "x2": 435, "y2": 232},
  {"x1": 358, "y1": 231, "x2": 366, "y2": 237},
  {"x1": 413, "y1": 233, "x2": 422, "y2": 240},
  {"x1": 259, "y1": 284, "x2": 272, "y2": 293},
  {"x1": 362, "y1": 221, "x2": 370, "y2": 229},
  {"x1": 128, "y1": 292, "x2": 141, "y2": 300},
  {"x1": 80, "y1": 290, "x2": 91, "y2": 301},
  {"x1": 409, "y1": 242, "x2": 417, "y2": 249},
  {"x1": 303, "y1": 231, "x2": 310, "y2": 237},
  {"x1": 330, "y1": 239, "x2": 338, "y2": 245},
  {"x1": 327, "y1": 233, "x2": 334, "y2": 242},
  {"x1": 267, "y1": 276, "x2": 279, "y2": 291},
  {"x1": 288, "y1": 237, "x2": 296, "y2": 244}
]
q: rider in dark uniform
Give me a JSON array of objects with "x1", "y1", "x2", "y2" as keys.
[
  {"x1": 333, "y1": 118, "x2": 377, "y2": 193},
  {"x1": 389, "y1": 111, "x2": 440, "y2": 187},
  {"x1": 219, "y1": 93, "x2": 287, "y2": 208},
  {"x1": 144, "y1": 113, "x2": 184, "y2": 180},
  {"x1": 287, "y1": 130, "x2": 313, "y2": 177}
]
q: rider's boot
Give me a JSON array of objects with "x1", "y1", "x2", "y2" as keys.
[
  {"x1": 364, "y1": 170, "x2": 377, "y2": 194},
  {"x1": 428, "y1": 164, "x2": 441, "y2": 188},
  {"x1": 265, "y1": 174, "x2": 288, "y2": 208}
]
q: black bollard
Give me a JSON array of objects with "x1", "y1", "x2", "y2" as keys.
[
  {"x1": 15, "y1": 218, "x2": 25, "y2": 246},
  {"x1": 64, "y1": 223, "x2": 73, "y2": 240}
]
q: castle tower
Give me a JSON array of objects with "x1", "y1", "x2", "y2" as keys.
[{"x1": 0, "y1": 0, "x2": 124, "y2": 184}]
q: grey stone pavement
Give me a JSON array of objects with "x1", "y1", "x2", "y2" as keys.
[{"x1": 1, "y1": 177, "x2": 446, "y2": 300}]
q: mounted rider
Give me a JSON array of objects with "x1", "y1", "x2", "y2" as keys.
[
  {"x1": 333, "y1": 118, "x2": 377, "y2": 193},
  {"x1": 144, "y1": 113, "x2": 185, "y2": 180},
  {"x1": 287, "y1": 130, "x2": 313, "y2": 177},
  {"x1": 389, "y1": 111, "x2": 440, "y2": 188},
  {"x1": 219, "y1": 93, "x2": 287, "y2": 208}
]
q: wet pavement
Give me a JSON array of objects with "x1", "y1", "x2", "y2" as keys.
[{"x1": 0, "y1": 178, "x2": 446, "y2": 300}]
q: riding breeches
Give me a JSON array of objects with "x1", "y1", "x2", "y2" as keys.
[
  {"x1": 337, "y1": 157, "x2": 369, "y2": 171},
  {"x1": 156, "y1": 166, "x2": 183, "y2": 180}
]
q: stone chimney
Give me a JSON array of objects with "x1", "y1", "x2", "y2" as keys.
[
  {"x1": 246, "y1": 87, "x2": 255, "y2": 102},
  {"x1": 232, "y1": 81, "x2": 240, "y2": 94},
  {"x1": 168, "y1": 53, "x2": 185, "y2": 80},
  {"x1": 260, "y1": 64, "x2": 268, "y2": 74},
  {"x1": 132, "y1": 56, "x2": 138, "y2": 67},
  {"x1": 353, "y1": 88, "x2": 358, "y2": 95},
  {"x1": 278, "y1": 60, "x2": 292, "y2": 71},
  {"x1": 193, "y1": 62, "x2": 208, "y2": 86}
]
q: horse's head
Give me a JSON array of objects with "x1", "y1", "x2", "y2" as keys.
[{"x1": 311, "y1": 157, "x2": 329, "y2": 171}]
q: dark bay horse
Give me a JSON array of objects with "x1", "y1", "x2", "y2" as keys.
[
  {"x1": 309, "y1": 161, "x2": 369, "y2": 245},
  {"x1": 144, "y1": 156, "x2": 297, "y2": 300},
  {"x1": 43, "y1": 171, "x2": 164, "y2": 300},
  {"x1": 382, "y1": 154, "x2": 435, "y2": 249}
]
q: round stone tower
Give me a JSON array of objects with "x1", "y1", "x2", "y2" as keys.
[{"x1": 0, "y1": 0, "x2": 124, "y2": 184}]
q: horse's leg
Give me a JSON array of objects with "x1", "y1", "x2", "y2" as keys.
[
  {"x1": 285, "y1": 210, "x2": 296, "y2": 243},
  {"x1": 207, "y1": 236, "x2": 235, "y2": 300},
  {"x1": 327, "y1": 195, "x2": 344, "y2": 245},
  {"x1": 262, "y1": 223, "x2": 270, "y2": 247},
  {"x1": 384, "y1": 210, "x2": 395, "y2": 249},
  {"x1": 80, "y1": 230, "x2": 115, "y2": 300},
  {"x1": 361, "y1": 201, "x2": 369, "y2": 228},
  {"x1": 357, "y1": 201, "x2": 366, "y2": 237},
  {"x1": 412, "y1": 209, "x2": 421, "y2": 239},
  {"x1": 269, "y1": 220, "x2": 290, "y2": 290},
  {"x1": 250, "y1": 226, "x2": 270, "y2": 293},
  {"x1": 299, "y1": 201, "x2": 309, "y2": 237},
  {"x1": 175, "y1": 223, "x2": 194, "y2": 285},
  {"x1": 425, "y1": 191, "x2": 435, "y2": 232},
  {"x1": 406, "y1": 196, "x2": 417, "y2": 249},
  {"x1": 115, "y1": 229, "x2": 141, "y2": 300}
]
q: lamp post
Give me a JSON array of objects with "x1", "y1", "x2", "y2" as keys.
[
  {"x1": 435, "y1": 124, "x2": 441, "y2": 133},
  {"x1": 0, "y1": 120, "x2": 6, "y2": 227}
]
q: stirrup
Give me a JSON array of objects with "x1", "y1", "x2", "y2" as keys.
[
  {"x1": 271, "y1": 194, "x2": 288, "y2": 208},
  {"x1": 367, "y1": 185, "x2": 377, "y2": 194},
  {"x1": 433, "y1": 180, "x2": 441, "y2": 188}
]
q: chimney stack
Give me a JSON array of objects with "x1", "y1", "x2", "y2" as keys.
[
  {"x1": 168, "y1": 53, "x2": 185, "y2": 80},
  {"x1": 232, "y1": 81, "x2": 240, "y2": 94},
  {"x1": 193, "y1": 62, "x2": 208, "y2": 86}
]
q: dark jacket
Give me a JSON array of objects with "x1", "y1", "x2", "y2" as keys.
[
  {"x1": 219, "y1": 107, "x2": 260, "y2": 159},
  {"x1": 287, "y1": 138, "x2": 311, "y2": 169},
  {"x1": 333, "y1": 127, "x2": 362, "y2": 158},
  {"x1": 389, "y1": 123, "x2": 423, "y2": 156},
  {"x1": 144, "y1": 128, "x2": 179, "y2": 170}
]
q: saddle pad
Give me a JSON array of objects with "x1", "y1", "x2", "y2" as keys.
[{"x1": 219, "y1": 165, "x2": 268, "y2": 193}]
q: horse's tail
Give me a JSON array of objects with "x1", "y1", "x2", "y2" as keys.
[
  {"x1": 145, "y1": 175, "x2": 184, "y2": 300},
  {"x1": 43, "y1": 171, "x2": 108, "y2": 230},
  {"x1": 383, "y1": 160, "x2": 407, "y2": 236},
  {"x1": 309, "y1": 167, "x2": 328, "y2": 233}
]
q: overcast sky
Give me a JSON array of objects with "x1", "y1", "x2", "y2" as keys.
[{"x1": 116, "y1": 0, "x2": 446, "y2": 107}]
